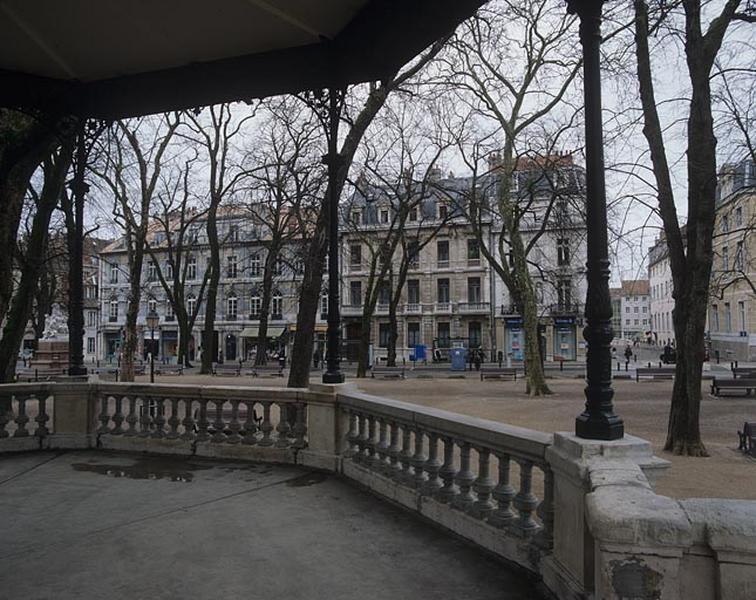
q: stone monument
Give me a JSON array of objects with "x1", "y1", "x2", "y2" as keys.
[{"x1": 30, "y1": 305, "x2": 69, "y2": 371}]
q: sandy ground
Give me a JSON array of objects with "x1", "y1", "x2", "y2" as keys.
[{"x1": 135, "y1": 371, "x2": 756, "y2": 500}]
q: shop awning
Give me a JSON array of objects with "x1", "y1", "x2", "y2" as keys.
[
  {"x1": 290, "y1": 324, "x2": 328, "y2": 334},
  {"x1": 240, "y1": 326, "x2": 286, "y2": 338}
]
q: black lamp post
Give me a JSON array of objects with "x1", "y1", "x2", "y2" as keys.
[
  {"x1": 146, "y1": 311, "x2": 159, "y2": 384},
  {"x1": 323, "y1": 88, "x2": 346, "y2": 384},
  {"x1": 567, "y1": 0, "x2": 624, "y2": 440}
]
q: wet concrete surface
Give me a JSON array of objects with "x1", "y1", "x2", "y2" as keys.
[{"x1": 0, "y1": 451, "x2": 541, "y2": 599}]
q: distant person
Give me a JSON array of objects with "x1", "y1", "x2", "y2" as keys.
[
  {"x1": 313, "y1": 348, "x2": 321, "y2": 369},
  {"x1": 624, "y1": 345, "x2": 633, "y2": 363},
  {"x1": 611, "y1": 347, "x2": 617, "y2": 362},
  {"x1": 473, "y1": 349, "x2": 482, "y2": 371}
]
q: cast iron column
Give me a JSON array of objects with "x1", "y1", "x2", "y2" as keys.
[
  {"x1": 323, "y1": 88, "x2": 345, "y2": 384},
  {"x1": 67, "y1": 124, "x2": 88, "y2": 377},
  {"x1": 568, "y1": 0, "x2": 624, "y2": 439}
]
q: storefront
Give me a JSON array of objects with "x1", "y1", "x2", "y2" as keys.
[
  {"x1": 240, "y1": 325, "x2": 288, "y2": 361},
  {"x1": 504, "y1": 317, "x2": 524, "y2": 360},
  {"x1": 552, "y1": 316, "x2": 577, "y2": 361},
  {"x1": 161, "y1": 330, "x2": 178, "y2": 361},
  {"x1": 104, "y1": 331, "x2": 121, "y2": 361}
]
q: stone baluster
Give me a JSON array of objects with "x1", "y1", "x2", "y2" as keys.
[
  {"x1": 0, "y1": 397, "x2": 11, "y2": 438},
  {"x1": 181, "y1": 399, "x2": 196, "y2": 441},
  {"x1": 490, "y1": 452, "x2": 516, "y2": 528},
  {"x1": 242, "y1": 400, "x2": 258, "y2": 445},
  {"x1": 258, "y1": 401, "x2": 274, "y2": 446},
  {"x1": 344, "y1": 409, "x2": 359, "y2": 458},
  {"x1": 166, "y1": 398, "x2": 181, "y2": 440},
  {"x1": 356, "y1": 413, "x2": 369, "y2": 463},
  {"x1": 152, "y1": 398, "x2": 167, "y2": 439},
  {"x1": 513, "y1": 459, "x2": 539, "y2": 535},
  {"x1": 472, "y1": 447, "x2": 495, "y2": 519},
  {"x1": 411, "y1": 428, "x2": 427, "y2": 489},
  {"x1": 227, "y1": 400, "x2": 242, "y2": 444},
  {"x1": 196, "y1": 400, "x2": 210, "y2": 442},
  {"x1": 423, "y1": 432, "x2": 443, "y2": 495},
  {"x1": 139, "y1": 397, "x2": 153, "y2": 437},
  {"x1": 275, "y1": 402, "x2": 292, "y2": 448},
  {"x1": 13, "y1": 395, "x2": 30, "y2": 438},
  {"x1": 399, "y1": 426, "x2": 414, "y2": 485},
  {"x1": 388, "y1": 421, "x2": 402, "y2": 480},
  {"x1": 365, "y1": 415, "x2": 378, "y2": 469},
  {"x1": 377, "y1": 418, "x2": 390, "y2": 474},
  {"x1": 97, "y1": 394, "x2": 111, "y2": 435},
  {"x1": 453, "y1": 441, "x2": 475, "y2": 512},
  {"x1": 212, "y1": 400, "x2": 226, "y2": 443},
  {"x1": 111, "y1": 395, "x2": 124, "y2": 435},
  {"x1": 437, "y1": 437, "x2": 458, "y2": 503},
  {"x1": 34, "y1": 394, "x2": 50, "y2": 438},
  {"x1": 537, "y1": 465, "x2": 555, "y2": 548},
  {"x1": 293, "y1": 403, "x2": 307, "y2": 449},
  {"x1": 124, "y1": 397, "x2": 138, "y2": 436}
]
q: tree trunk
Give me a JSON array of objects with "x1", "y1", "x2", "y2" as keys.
[
  {"x1": 177, "y1": 313, "x2": 192, "y2": 368},
  {"x1": 120, "y1": 248, "x2": 145, "y2": 382},
  {"x1": 386, "y1": 303, "x2": 398, "y2": 368},
  {"x1": 255, "y1": 243, "x2": 278, "y2": 366},
  {"x1": 201, "y1": 202, "x2": 221, "y2": 374},
  {"x1": 356, "y1": 313, "x2": 373, "y2": 377},
  {"x1": 0, "y1": 149, "x2": 72, "y2": 382}
]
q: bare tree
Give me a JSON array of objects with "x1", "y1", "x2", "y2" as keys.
[
  {"x1": 94, "y1": 114, "x2": 181, "y2": 381},
  {"x1": 287, "y1": 38, "x2": 449, "y2": 387},
  {"x1": 632, "y1": 0, "x2": 753, "y2": 455},
  {"x1": 440, "y1": 0, "x2": 582, "y2": 395},
  {"x1": 184, "y1": 104, "x2": 254, "y2": 373},
  {"x1": 144, "y1": 155, "x2": 211, "y2": 367}
]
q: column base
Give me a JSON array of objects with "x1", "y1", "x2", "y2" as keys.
[
  {"x1": 322, "y1": 371, "x2": 345, "y2": 384},
  {"x1": 575, "y1": 412, "x2": 624, "y2": 440}
]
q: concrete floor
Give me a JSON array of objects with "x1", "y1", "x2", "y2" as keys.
[{"x1": 0, "y1": 451, "x2": 540, "y2": 600}]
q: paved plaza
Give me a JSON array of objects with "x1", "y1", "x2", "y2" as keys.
[
  {"x1": 126, "y1": 369, "x2": 756, "y2": 500},
  {"x1": 0, "y1": 451, "x2": 540, "y2": 600}
]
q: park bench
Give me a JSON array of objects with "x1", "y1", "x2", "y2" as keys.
[
  {"x1": 15, "y1": 367, "x2": 67, "y2": 382},
  {"x1": 155, "y1": 364, "x2": 183, "y2": 376},
  {"x1": 710, "y1": 377, "x2": 756, "y2": 397},
  {"x1": 737, "y1": 422, "x2": 756, "y2": 457},
  {"x1": 480, "y1": 366, "x2": 518, "y2": 381},
  {"x1": 248, "y1": 364, "x2": 285, "y2": 378},
  {"x1": 635, "y1": 367, "x2": 675, "y2": 382},
  {"x1": 731, "y1": 367, "x2": 756, "y2": 379},
  {"x1": 371, "y1": 366, "x2": 405, "y2": 379},
  {"x1": 212, "y1": 363, "x2": 241, "y2": 377}
]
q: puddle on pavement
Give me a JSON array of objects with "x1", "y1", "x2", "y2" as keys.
[
  {"x1": 71, "y1": 456, "x2": 214, "y2": 482},
  {"x1": 286, "y1": 471, "x2": 328, "y2": 487}
]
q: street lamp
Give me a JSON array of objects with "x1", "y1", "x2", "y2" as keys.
[{"x1": 146, "y1": 311, "x2": 159, "y2": 383}]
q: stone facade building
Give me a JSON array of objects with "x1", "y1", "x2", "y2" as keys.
[
  {"x1": 708, "y1": 157, "x2": 756, "y2": 361},
  {"x1": 615, "y1": 280, "x2": 650, "y2": 342},
  {"x1": 98, "y1": 207, "x2": 318, "y2": 364},
  {"x1": 341, "y1": 154, "x2": 588, "y2": 363},
  {"x1": 648, "y1": 237, "x2": 676, "y2": 346}
]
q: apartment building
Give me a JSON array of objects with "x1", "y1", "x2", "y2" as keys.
[
  {"x1": 709, "y1": 157, "x2": 756, "y2": 361},
  {"x1": 98, "y1": 206, "x2": 319, "y2": 363},
  {"x1": 648, "y1": 237, "x2": 676, "y2": 346},
  {"x1": 615, "y1": 280, "x2": 650, "y2": 341}
]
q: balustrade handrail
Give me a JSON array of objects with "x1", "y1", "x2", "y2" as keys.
[{"x1": 338, "y1": 389, "x2": 551, "y2": 463}]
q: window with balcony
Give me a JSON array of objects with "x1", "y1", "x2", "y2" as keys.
[
  {"x1": 467, "y1": 239, "x2": 480, "y2": 265},
  {"x1": 350, "y1": 245, "x2": 362, "y2": 270},
  {"x1": 350, "y1": 281, "x2": 362, "y2": 306},
  {"x1": 147, "y1": 261, "x2": 157, "y2": 282},
  {"x1": 87, "y1": 337, "x2": 96, "y2": 354},
  {"x1": 468, "y1": 322, "x2": 481, "y2": 348},
  {"x1": 557, "y1": 279, "x2": 572, "y2": 309},
  {"x1": 272, "y1": 293, "x2": 283, "y2": 318},
  {"x1": 109, "y1": 299, "x2": 118, "y2": 321},
  {"x1": 351, "y1": 210, "x2": 361, "y2": 225},
  {"x1": 722, "y1": 246, "x2": 729, "y2": 271},
  {"x1": 408, "y1": 322, "x2": 420, "y2": 347},
  {"x1": 437, "y1": 322, "x2": 450, "y2": 348},
  {"x1": 228, "y1": 224, "x2": 239, "y2": 242},
  {"x1": 380, "y1": 209, "x2": 389, "y2": 224},
  {"x1": 407, "y1": 280, "x2": 420, "y2": 305},
  {"x1": 378, "y1": 284, "x2": 390, "y2": 307},
  {"x1": 409, "y1": 208, "x2": 418, "y2": 222},
  {"x1": 712, "y1": 304, "x2": 720, "y2": 331},
  {"x1": 379, "y1": 323, "x2": 391, "y2": 348},
  {"x1": 250, "y1": 253, "x2": 261, "y2": 277},
  {"x1": 437, "y1": 279, "x2": 450, "y2": 304},
  {"x1": 187, "y1": 256, "x2": 197, "y2": 280},
  {"x1": 467, "y1": 277, "x2": 481, "y2": 304},
  {"x1": 87, "y1": 310, "x2": 97, "y2": 327},
  {"x1": 226, "y1": 296, "x2": 238, "y2": 320},
  {"x1": 557, "y1": 238, "x2": 570, "y2": 266},
  {"x1": 437, "y1": 240, "x2": 449, "y2": 267},
  {"x1": 407, "y1": 241, "x2": 419, "y2": 267},
  {"x1": 724, "y1": 302, "x2": 732, "y2": 332},
  {"x1": 109, "y1": 263, "x2": 119, "y2": 284},
  {"x1": 187, "y1": 296, "x2": 196, "y2": 317},
  {"x1": 227, "y1": 255, "x2": 238, "y2": 278}
]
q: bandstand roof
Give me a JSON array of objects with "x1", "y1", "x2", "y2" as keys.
[{"x1": 0, "y1": 0, "x2": 485, "y2": 119}]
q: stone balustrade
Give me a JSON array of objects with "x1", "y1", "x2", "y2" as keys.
[
  {"x1": 337, "y1": 388, "x2": 554, "y2": 568},
  {"x1": 1, "y1": 381, "x2": 755, "y2": 599}
]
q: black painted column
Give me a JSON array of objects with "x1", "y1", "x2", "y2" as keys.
[
  {"x1": 67, "y1": 124, "x2": 88, "y2": 377},
  {"x1": 568, "y1": 0, "x2": 624, "y2": 439},
  {"x1": 323, "y1": 88, "x2": 345, "y2": 384}
]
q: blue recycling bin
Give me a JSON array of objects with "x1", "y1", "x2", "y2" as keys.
[
  {"x1": 414, "y1": 344, "x2": 426, "y2": 362},
  {"x1": 450, "y1": 347, "x2": 466, "y2": 371}
]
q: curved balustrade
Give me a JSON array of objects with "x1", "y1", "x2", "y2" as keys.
[
  {"x1": 0, "y1": 384, "x2": 55, "y2": 447},
  {"x1": 338, "y1": 390, "x2": 554, "y2": 549}
]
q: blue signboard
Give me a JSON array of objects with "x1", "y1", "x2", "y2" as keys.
[{"x1": 414, "y1": 344, "x2": 426, "y2": 361}]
